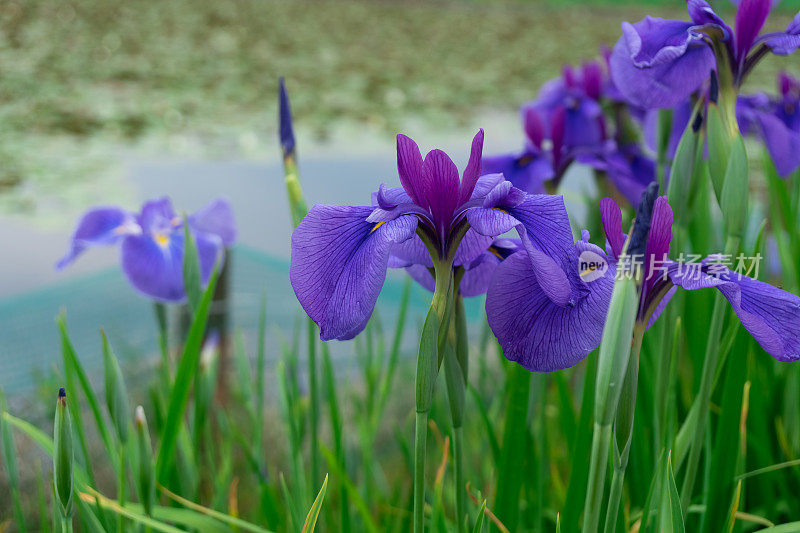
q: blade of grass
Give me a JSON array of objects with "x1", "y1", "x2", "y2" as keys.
[
  {"x1": 320, "y1": 444, "x2": 379, "y2": 533},
  {"x1": 302, "y1": 474, "x2": 329, "y2": 533},
  {"x1": 158, "y1": 483, "x2": 274, "y2": 533},
  {"x1": 0, "y1": 392, "x2": 26, "y2": 532},
  {"x1": 156, "y1": 264, "x2": 219, "y2": 483}
]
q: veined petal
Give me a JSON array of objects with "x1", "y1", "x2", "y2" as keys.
[
  {"x1": 486, "y1": 242, "x2": 614, "y2": 372},
  {"x1": 396, "y1": 134, "x2": 427, "y2": 207},
  {"x1": 610, "y1": 18, "x2": 715, "y2": 108},
  {"x1": 290, "y1": 205, "x2": 418, "y2": 341},
  {"x1": 600, "y1": 197, "x2": 625, "y2": 260},
  {"x1": 453, "y1": 228, "x2": 494, "y2": 266},
  {"x1": 459, "y1": 129, "x2": 485, "y2": 204},
  {"x1": 56, "y1": 207, "x2": 139, "y2": 270},
  {"x1": 422, "y1": 149, "x2": 460, "y2": 235},
  {"x1": 669, "y1": 262, "x2": 800, "y2": 361},
  {"x1": 644, "y1": 196, "x2": 673, "y2": 293},
  {"x1": 189, "y1": 198, "x2": 237, "y2": 246},
  {"x1": 741, "y1": 100, "x2": 800, "y2": 176}
]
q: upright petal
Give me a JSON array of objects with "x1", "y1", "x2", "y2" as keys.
[
  {"x1": 278, "y1": 77, "x2": 296, "y2": 157},
  {"x1": 290, "y1": 205, "x2": 418, "y2": 341},
  {"x1": 189, "y1": 198, "x2": 237, "y2": 246},
  {"x1": 600, "y1": 197, "x2": 625, "y2": 259},
  {"x1": 138, "y1": 197, "x2": 178, "y2": 235},
  {"x1": 610, "y1": 18, "x2": 716, "y2": 108},
  {"x1": 397, "y1": 135, "x2": 427, "y2": 207},
  {"x1": 56, "y1": 207, "x2": 139, "y2": 269},
  {"x1": 459, "y1": 129, "x2": 485, "y2": 204},
  {"x1": 422, "y1": 149, "x2": 460, "y2": 235},
  {"x1": 669, "y1": 262, "x2": 800, "y2": 361},
  {"x1": 643, "y1": 196, "x2": 673, "y2": 293},
  {"x1": 734, "y1": 0, "x2": 772, "y2": 62},
  {"x1": 486, "y1": 243, "x2": 614, "y2": 372}
]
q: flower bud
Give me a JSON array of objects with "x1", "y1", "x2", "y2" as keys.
[
  {"x1": 134, "y1": 406, "x2": 155, "y2": 516},
  {"x1": 102, "y1": 332, "x2": 130, "y2": 444},
  {"x1": 54, "y1": 387, "x2": 74, "y2": 519}
]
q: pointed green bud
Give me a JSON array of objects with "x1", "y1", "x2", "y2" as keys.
[
  {"x1": 54, "y1": 387, "x2": 74, "y2": 519},
  {"x1": 719, "y1": 135, "x2": 749, "y2": 239},
  {"x1": 667, "y1": 107, "x2": 702, "y2": 224},
  {"x1": 134, "y1": 406, "x2": 155, "y2": 516},
  {"x1": 102, "y1": 332, "x2": 130, "y2": 443}
]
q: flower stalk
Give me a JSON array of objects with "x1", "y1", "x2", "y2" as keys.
[{"x1": 444, "y1": 286, "x2": 468, "y2": 531}]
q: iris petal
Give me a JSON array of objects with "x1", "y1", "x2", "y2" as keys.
[
  {"x1": 189, "y1": 198, "x2": 237, "y2": 246},
  {"x1": 669, "y1": 261, "x2": 800, "y2": 361},
  {"x1": 486, "y1": 242, "x2": 614, "y2": 372},
  {"x1": 459, "y1": 129, "x2": 485, "y2": 204},
  {"x1": 290, "y1": 205, "x2": 418, "y2": 341},
  {"x1": 56, "y1": 207, "x2": 138, "y2": 270}
]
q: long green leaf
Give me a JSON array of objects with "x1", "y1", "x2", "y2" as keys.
[
  {"x1": 302, "y1": 474, "x2": 328, "y2": 533},
  {"x1": 156, "y1": 264, "x2": 219, "y2": 482}
]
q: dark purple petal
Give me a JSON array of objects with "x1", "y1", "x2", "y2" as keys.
[
  {"x1": 486, "y1": 242, "x2": 614, "y2": 372},
  {"x1": 189, "y1": 198, "x2": 237, "y2": 246},
  {"x1": 290, "y1": 205, "x2": 418, "y2": 341},
  {"x1": 643, "y1": 196, "x2": 673, "y2": 294},
  {"x1": 396, "y1": 134, "x2": 427, "y2": 207},
  {"x1": 610, "y1": 17, "x2": 716, "y2": 108},
  {"x1": 600, "y1": 197, "x2": 625, "y2": 260},
  {"x1": 422, "y1": 149, "x2": 460, "y2": 236},
  {"x1": 734, "y1": 0, "x2": 772, "y2": 62},
  {"x1": 669, "y1": 262, "x2": 800, "y2": 361},
  {"x1": 56, "y1": 206, "x2": 138, "y2": 269},
  {"x1": 583, "y1": 61, "x2": 604, "y2": 100},
  {"x1": 524, "y1": 108, "x2": 546, "y2": 148},
  {"x1": 459, "y1": 129, "x2": 484, "y2": 204},
  {"x1": 278, "y1": 77, "x2": 296, "y2": 157}
]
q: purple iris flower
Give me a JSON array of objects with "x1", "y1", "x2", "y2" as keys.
[
  {"x1": 737, "y1": 71, "x2": 800, "y2": 176},
  {"x1": 487, "y1": 192, "x2": 800, "y2": 371},
  {"x1": 610, "y1": 0, "x2": 800, "y2": 109},
  {"x1": 290, "y1": 130, "x2": 578, "y2": 341},
  {"x1": 578, "y1": 141, "x2": 657, "y2": 206},
  {"x1": 57, "y1": 197, "x2": 236, "y2": 303}
]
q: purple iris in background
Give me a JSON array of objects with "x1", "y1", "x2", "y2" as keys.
[
  {"x1": 738, "y1": 71, "x2": 800, "y2": 176},
  {"x1": 484, "y1": 60, "x2": 656, "y2": 206},
  {"x1": 488, "y1": 192, "x2": 800, "y2": 371},
  {"x1": 610, "y1": 0, "x2": 800, "y2": 109},
  {"x1": 57, "y1": 197, "x2": 236, "y2": 302},
  {"x1": 290, "y1": 130, "x2": 577, "y2": 341},
  {"x1": 483, "y1": 62, "x2": 608, "y2": 193}
]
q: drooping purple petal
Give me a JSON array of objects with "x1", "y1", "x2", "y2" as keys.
[
  {"x1": 524, "y1": 107, "x2": 546, "y2": 148},
  {"x1": 737, "y1": 94, "x2": 800, "y2": 176},
  {"x1": 758, "y1": 13, "x2": 800, "y2": 54},
  {"x1": 290, "y1": 205, "x2": 418, "y2": 341},
  {"x1": 609, "y1": 17, "x2": 716, "y2": 108},
  {"x1": 668, "y1": 261, "x2": 800, "y2": 361},
  {"x1": 120, "y1": 229, "x2": 222, "y2": 303},
  {"x1": 687, "y1": 0, "x2": 731, "y2": 30},
  {"x1": 459, "y1": 129, "x2": 484, "y2": 204},
  {"x1": 189, "y1": 198, "x2": 237, "y2": 246},
  {"x1": 396, "y1": 134, "x2": 427, "y2": 208},
  {"x1": 600, "y1": 197, "x2": 625, "y2": 260},
  {"x1": 486, "y1": 242, "x2": 614, "y2": 372},
  {"x1": 56, "y1": 207, "x2": 138, "y2": 270},
  {"x1": 579, "y1": 144, "x2": 656, "y2": 207}
]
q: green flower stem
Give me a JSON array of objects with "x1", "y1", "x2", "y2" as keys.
[
  {"x1": 582, "y1": 270, "x2": 640, "y2": 533},
  {"x1": 444, "y1": 290, "x2": 468, "y2": 531},
  {"x1": 680, "y1": 235, "x2": 740, "y2": 513},
  {"x1": 307, "y1": 318, "x2": 319, "y2": 493},
  {"x1": 603, "y1": 324, "x2": 645, "y2": 533},
  {"x1": 117, "y1": 443, "x2": 126, "y2": 533},
  {"x1": 414, "y1": 262, "x2": 453, "y2": 532}
]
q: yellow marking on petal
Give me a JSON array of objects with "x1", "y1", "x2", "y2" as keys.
[
  {"x1": 155, "y1": 234, "x2": 170, "y2": 247},
  {"x1": 370, "y1": 221, "x2": 385, "y2": 233},
  {"x1": 488, "y1": 246, "x2": 504, "y2": 260},
  {"x1": 581, "y1": 266, "x2": 600, "y2": 276},
  {"x1": 492, "y1": 207, "x2": 509, "y2": 214}
]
